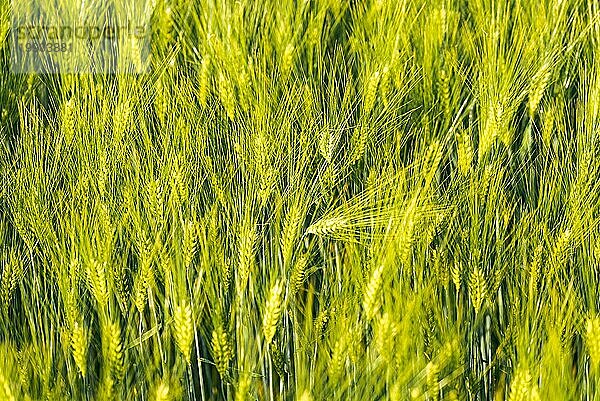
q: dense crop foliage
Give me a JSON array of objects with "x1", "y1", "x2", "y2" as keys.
[{"x1": 2, "y1": 0, "x2": 600, "y2": 400}]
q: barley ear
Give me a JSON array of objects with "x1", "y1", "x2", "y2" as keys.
[
  {"x1": 456, "y1": 130, "x2": 473, "y2": 176},
  {"x1": 364, "y1": 70, "x2": 380, "y2": 116},
  {"x1": 468, "y1": 265, "x2": 486, "y2": 313},
  {"x1": 527, "y1": 61, "x2": 551, "y2": 118},
  {"x1": 280, "y1": 202, "x2": 304, "y2": 266},
  {"x1": 211, "y1": 321, "x2": 233, "y2": 378},
  {"x1": 329, "y1": 335, "x2": 347, "y2": 380},
  {"x1": 281, "y1": 43, "x2": 295, "y2": 79},
  {"x1": 102, "y1": 319, "x2": 124, "y2": 382},
  {"x1": 134, "y1": 256, "x2": 154, "y2": 313},
  {"x1": 218, "y1": 72, "x2": 236, "y2": 120},
  {"x1": 541, "y1": 106, "x2": 555, "y2": 147},
  {"x1": 374, "y1": 312, "x2": 398, "y2": 360},
  {"x1": 350, "y1": 124, "x2": 369, "y2": 164},
  {"x1": 154, "y1": 380, "x2": 172, "y2": 401},
  {"x1": 0, "y1": 372, "x2": 15, "y2": 401},
  {"x1": 87, "y1": 259, "x2": 109, "y2": 308},
  {"x1": 425, "y1": 361, "x2": 439, "y2": 401},
  {"x1": 183, "y1": 219, "x2": 197, "y2": 269},
  {"x1": 61, "y1": 96, "x2": 76, "y2": 143},
  {"x1": 263, "y1": 280, "x2": 285, "y2": 344},
  {"x1": 235, "y1": 371, "x2": 251, "y2": 401},
  {"x1": 306, "y1": 216, "x2": 348, "y2": 238},
  {"x1": 380, "y1": 65, "x2": 391, "y2": 108},
  {"x1": 71, "y1": 321, "x2": 88, "y2": 377},
  {"x1": 363, "y1": 264, "x2": 384, "y2": 321},
  {"x1": 198, "y1": 55, "x2": 211, "y2": 108},
  {"x1": 290, "y1": 253, "x2": 309, "y2": 294},
  {"x1": 586, "y1": 315, "x2": 600, "y2": 373},
  {"x1": 173, "y1": 301, "x2": 194, "y2": 364},
  {"x1": 298, "y1": 389, "x2": 313, "y2": 401},
  {"x1": 1, "y1": 250, "x2": 23, "y2": 314},
  {"x1": 507, "y1": 366, "x2": 540, "y2": 401},
  {"x1": 237, "y1": 220, "x2": 257, "y2": 293}
]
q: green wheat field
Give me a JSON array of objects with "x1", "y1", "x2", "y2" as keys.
[{"x1": 2, "y1": 0, "x2": 600, "y2": 400}]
